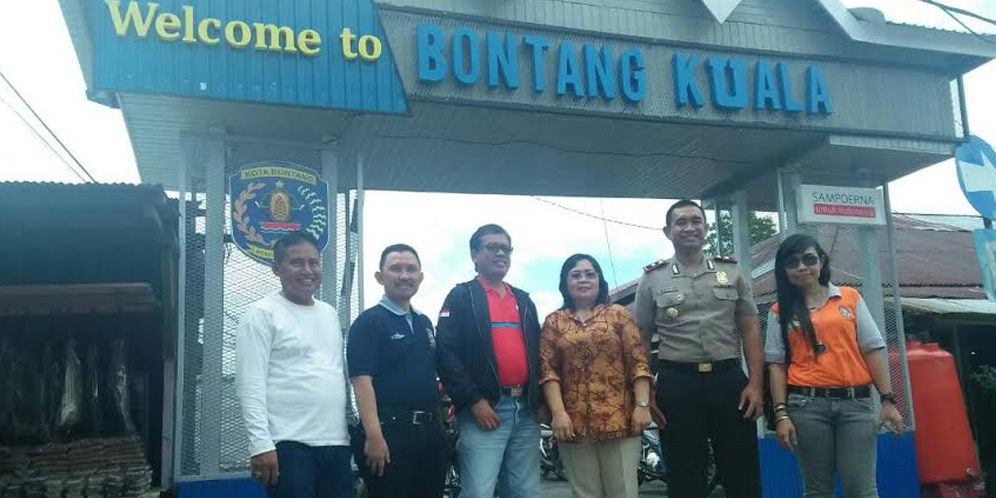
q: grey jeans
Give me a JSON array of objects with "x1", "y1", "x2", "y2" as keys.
[{"x1": 787, "y1": 393, "x2": 879, "y2": 498}]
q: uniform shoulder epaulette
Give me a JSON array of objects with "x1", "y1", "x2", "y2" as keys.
[
  {"x1": 713, "y1": 255, "x2": 738, "y2": 264},
  {"x1": 643, "y1": 259, "x2": 669, "y2": 273}
]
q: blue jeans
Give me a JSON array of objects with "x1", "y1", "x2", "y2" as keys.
[
  {"x1": 456, "y1": 395, "x2": 540, "y2": 498},
  {"x1": 787, "y1": 393, "x2": 879, "y2": 498},
  {"x1": 268, "y1": 441, "x2": 353, "y2": 498}
]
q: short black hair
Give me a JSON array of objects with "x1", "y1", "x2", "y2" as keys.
[
  {"x1": 469, "y1": 224, "x2": 511, "y2": 252},
  {"x1": 665, "y1": 199, "x2": 707, "y2": 228},
  {"x1": 273, "y1": 231, "x2": 320, "y2": 263},
  {"x1": 379, "y1": 243, "x2": 421, "y2": 270},
  {"x1": 558, "y1": 254, "x2": 610, "y2": 310}
]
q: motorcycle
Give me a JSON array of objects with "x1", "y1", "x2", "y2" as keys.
[
  {"x1": 539, "y1": 423, "x2": 566, "y2": 480},
  {"x1": 638, "y1": 423, "x2": 719, "y2": 493}
]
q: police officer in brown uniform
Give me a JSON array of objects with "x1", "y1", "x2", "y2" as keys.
[{"x1": 635, "y1": 200, "x2": 764, "y2": 498}]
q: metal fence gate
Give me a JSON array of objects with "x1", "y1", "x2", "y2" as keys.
[{"x1": 173, "y1": 137, "x2": 363, "y2": 481}]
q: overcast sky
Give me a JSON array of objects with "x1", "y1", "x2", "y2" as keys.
[{"x1": 1, "y1": 0, "x2": 994, "y2": 317}]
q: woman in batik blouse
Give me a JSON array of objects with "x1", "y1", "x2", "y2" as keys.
[{"x1": 540, "y1": 253, "x2": 653, "y2": 498}]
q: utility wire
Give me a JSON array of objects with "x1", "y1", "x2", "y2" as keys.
[
  {"x1": 915, "y1": 0, "x2": 996, "y2": 27},
  {"x1": 912, "y1": 0, "x2": 996, "y2": 45},
  {"x1": 599, "y1": 199, "x2": 620, "y2": 290},
  {"x1": 0, "y1": 68, "x2": 96, "y2": 182},
  {"x1": 939, "y1": 6, "x2": 996, "y2": 45},
  {"x1": 0, "y1": 92, "x2": 86, "y2": 183},
  {"x1": 531, "y1": 196, "x2": 660, "y2": 231}
]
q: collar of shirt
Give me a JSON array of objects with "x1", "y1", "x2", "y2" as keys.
[
  {"x1": 809, "y1": 283, "x2": 843, "y2": 311},
  {"x1": 568, "y1": 304, "x2": 607, "y2": 325},
  {"x1": 378, "y1": 295, "x2": 415, "y2": 332},
  {"x1": 827, "y1": 283, "x2": 842, "y2": 298},
  {"x1": 477, "y1": 275, "x2": 512, "y2": 297},
  {"x1": 670, "y1": 256, "x2": 715, "y2": 277}
]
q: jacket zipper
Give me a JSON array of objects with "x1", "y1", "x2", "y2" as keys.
[{"x1": 468, "y1": 285, "x2": 501, "y2": 399}]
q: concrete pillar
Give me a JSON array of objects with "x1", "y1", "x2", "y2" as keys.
[
  {"x1": 731, "y1": 189, "x2": 751, "y2": 277},
  {"x1": 778, "y1": 167, "x2": 802, "y2": 238},
  {"x1": 170, "y1": 134, "x2": 194, "y2": 483},
  {"x1": 321, "y1": 148, "x2": 339, "y2": 307},
  {"x1": 858, "y1": 227, "x2": 887, "y2": 331},
  {"x1": 356, "y1": 150, "x2": 366, "y2": 313},
  {"x1": 199, "y1": 133, "x2": 225, "y2": 476}
]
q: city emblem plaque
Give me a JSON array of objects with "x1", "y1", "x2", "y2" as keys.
[{"x1": 228, "y1": 161, "x2": 330, "y2": 265}]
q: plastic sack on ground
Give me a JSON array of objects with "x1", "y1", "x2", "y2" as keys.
[
  {"x1": 85, "y1": 341, "x2": 104, "y2": 435},
  {"x1": 41, "y1": 341, "x2": 65, "y2": 441},
  {"x1": 56, "y1": 339, "x2": 83, "y2": 436},
  {"x1": 107, "y1": 337, "x2": 136, "y2": 435}
]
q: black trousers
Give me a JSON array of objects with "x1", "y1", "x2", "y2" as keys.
[
  {"x1": 657, "y1": 364, "x2": 762, "y2": 498},
  {"x1": 351, "y1": 421, "x2": 449, "y2": 498}
]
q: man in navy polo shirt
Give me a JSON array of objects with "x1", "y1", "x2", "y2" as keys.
[{"x1": 347, "y1": 243, "x2": 447, "y2": 498}]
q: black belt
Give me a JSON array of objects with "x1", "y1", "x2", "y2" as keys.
[
  {"x1": 379, "y1": 408, "x2": 436, "y2": 425},
  {"x1": 659, "y1": 358, "x2": 740, "y2": 374},
  {"x1": 788, "y1": 385, "x2": 872, "y2": 399},
  {"x1": 500, "y1": 384, "x2": 526, "y2": 397}
]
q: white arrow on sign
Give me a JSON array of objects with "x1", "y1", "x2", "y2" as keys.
[
  {"x1": 699, "y1": 0, "x2": 746, "y2": 23},
  {"x1": 961, "y1": 150, "x2": 996, "y2": 195}
]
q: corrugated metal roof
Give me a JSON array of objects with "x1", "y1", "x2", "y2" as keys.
[
  {"x1": 0, "y1": 182, "x2": 178, "y2": 293},
  {"x1": 885, "y1": 20, "x2": 996, "y2": 37},
  {"x1": 899, "y1": 213, "x2": 984, "y2": 232},
  {"x1": 609, "y1": 212, "x2": 988, "y2": 305},
  {"x1": 750, "y1": 214, "x2": 984, "y2": 302},
  {"x1": 903, "y1": 298, "x2": 996, "y2": 316}
]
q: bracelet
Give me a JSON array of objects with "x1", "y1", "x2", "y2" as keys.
[
  {"x1": 774, "y1": 414, "x2": 791, "y2": 424},
  {"x1": 773, "y1": 402, "x2": 787, "y2": 412},
  {"x1": 880, "y1": 393, "x2": 897, "y2": 406}
]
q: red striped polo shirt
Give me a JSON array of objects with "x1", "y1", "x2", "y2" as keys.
[{"x1": 478, "y1": 276, "x2": 529, "y2": 386}]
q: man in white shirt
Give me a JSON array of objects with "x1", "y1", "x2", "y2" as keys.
[{"x1": 236, "y1": 231, "x2": 352, "y2": 498}]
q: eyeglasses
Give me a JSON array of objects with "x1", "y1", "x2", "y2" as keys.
[
  {"x1": 782, "y1": 253, "x2": 820, "y2": 269},
  {"x1": 481, "y1": 243, "x2": 513, "y2": 255}
]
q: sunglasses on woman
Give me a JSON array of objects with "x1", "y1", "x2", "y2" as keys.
[{"x1": 783, "y1": 253, "x2": 820, "y2": 269}]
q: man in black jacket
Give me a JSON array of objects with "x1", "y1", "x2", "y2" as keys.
[{"x1": 436, "y1": 224, "x2": 543, "y2": 498}]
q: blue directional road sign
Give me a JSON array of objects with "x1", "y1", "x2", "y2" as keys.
[{"x1": 956, "y1": 135, "x2": 996, "y2": 220}]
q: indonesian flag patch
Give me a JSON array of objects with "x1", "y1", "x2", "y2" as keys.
[{"x1": 439, "y1": 308, "x2": 451, "y2": 319}]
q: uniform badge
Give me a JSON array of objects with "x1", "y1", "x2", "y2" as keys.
[
  {"x1": 839, "y1": 306, "x2": 854, "y2": 320},
  {"x1": 439, "y1": 308, "x2": 451, "y2": 319},
  {"x1": 667, "y1": 307, "x2": 680, "y2": 318},
  {"x1": 426, "y1": 326, "x2": 436, "y2": 349},
  {"x1": 716, "y1": 271, "x2": 729, "y2": 285},
  {"x1": 675, "y1": 294, "x2": 684, "y2": 303}
]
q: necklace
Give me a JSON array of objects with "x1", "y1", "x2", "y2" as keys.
[{"x1": 573, "y1": 306, "x2": 596, "y2": 323}]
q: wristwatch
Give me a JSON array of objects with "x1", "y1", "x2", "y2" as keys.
[
  {"x1": 880, "y1": 393, "x2": 897, "y2": 405},
  {"x1": 635, "y1": 400, "x2": 650, "y2": 408}
]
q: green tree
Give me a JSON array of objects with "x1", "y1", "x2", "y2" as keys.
[{"x1": 704, "y1": 211, "x2": 778, "y2": 257}]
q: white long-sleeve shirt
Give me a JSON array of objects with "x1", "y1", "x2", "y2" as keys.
[{"x1": 235, "y1": 292, "x2": 349, "y2": 456}]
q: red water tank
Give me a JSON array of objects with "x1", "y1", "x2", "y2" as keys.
[{"x1": 907, "y1": 340, "x2": 981, "y2": 485}]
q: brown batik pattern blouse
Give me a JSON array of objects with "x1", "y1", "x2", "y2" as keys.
[{"x1": 540, "y1": 304, "x2": 653, "y2": 442}]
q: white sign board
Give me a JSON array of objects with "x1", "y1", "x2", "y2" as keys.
[{"x1": 796, "y1": 184, "x2": 886, "y2": 226}]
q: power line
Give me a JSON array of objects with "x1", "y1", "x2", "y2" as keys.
[
  {"x1": 915, "y1": 0, "x2": 996, "y2": 27},
  {"x1": 912, "y1": 0, "x2": 996, "y2": 46},
  {"x1": 0, "y1": 92, "x2": 86, "y2": 183},
  {"x1": 943, "y1": 8, "x2": 996, "y2": 45},
  {"x1": 599, "y1": 199, "x2": 620, "y2": 289},
  {"x1": 531, "y1": 196, "x2": 661, "y2": 231},
  {"x1": 0, "y1": 68, "x2": 97, "y2": 182}
]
